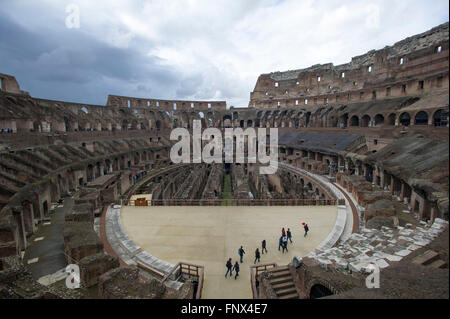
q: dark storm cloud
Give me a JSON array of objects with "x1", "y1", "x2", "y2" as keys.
[
  {"x1": 0, "y1": 1, "x2": 448, "y2": 107},
  {"x1": 0, "y1": 9, "x2": 181, "y2": 104}
]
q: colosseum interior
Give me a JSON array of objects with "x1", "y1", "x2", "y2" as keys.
[{"x1": 0, "y1": 22, "x2": 448, "y2": 300}]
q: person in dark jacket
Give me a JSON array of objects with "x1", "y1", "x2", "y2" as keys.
[
  {"x1": 261, "y1": 239, "x2": 267, "y2": 254},
  {"x1": 225, "y1": 258, "x2": 233, "y2": 278},
  {"x1": 287, "y1": 228, "x2": 293, "y2": 244},
  {"x1": 304, "y1": 223, "x2": 309, "y2": 237},
  {"x1": 282, "y1": 236, "x2": 289, "y2": 253},
  {"x1": 254, "y1": 248, "x2": 261, "y2": 264},
  {"x1": 238, "y1": 246, "x2": 245, "y2": 263},
  {"x1": 233, "y1": 261, "x2": 240, "y2": 280},
  {"x1": 281, "y1": 227, "x2": 286, "y2": 237}
]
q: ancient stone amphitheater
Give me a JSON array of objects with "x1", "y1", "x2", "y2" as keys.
[{"x1": 0, "y1": 22, "x2": 448, "y2": 299}]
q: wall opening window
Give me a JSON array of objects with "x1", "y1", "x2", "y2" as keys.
[
  {"x1": 304, "y1": 99, "x2": 308, "y2": 105},
  {"x1": 191, "y1": 102, "x2": 194, "y2": 108},
  {"x1": 208, "y1": 103, "x2": 211, "y2": 108},
  {"x1": 147, "y1": 101, "x2": 150, "y2": 107},
  {"x1": 277, "y1": 101, "x2": 281, "y2": 108},
  {"x1": 386, "y1": 87, "x2": 391, "y2": 96},
  {"x1": 372, "y1": 90, "x2": 377, "y2": 100},
  {"x1": 295, "y1": 100, "x2": 299, "y2": 105},
  {"x1": 368, "y1": 66, "x2": 372, "y2": 72},
  {"x1": 156, "y1": 101, "x2": 159, "y2": 107},
  {"x1": 274, "y1": 82, "x2": 279, "y2": 87},
  {"x1": 0, "y1": 78, "x2": 3, "y2": 91},
  {"x1": 173, "y1": 103, "x2": 177, "y2": 110},
  {"x1": 437, "y1": 76, "x2": 443, "y2": 87},
  {"x1": 402, "y1": 84, "x2": 407, "y2": 93},
  {"x1": 296, "y1": 81, "x2": 299, "y2": 85},
  {"x1": 317, "y1": 76, "x2": 321, "y2": 82},
  {"x1": 418, "y1": 80, "x2": 424, "y2": 90},
  {"x1": 324, "y1": 98, "x2": 328, "y2": 105},
  {"x1": 353, "y1": 81, "x2": 357, "y2": 86},
  {"x1": 341, "y1": 72, "x2": 345, "y2": 78},
  {"x1": 399, "y1": 57, "x2": 404, "y2": 65},
  {"x1": 127, "y1": 100, "x2": 131, "y2": 108},
  {"x1": 435, "y1": 45, "x2": 442, "y2": 53},
  {"x1": 360, "y1": 92, "x2": 364, "y2": 99}
]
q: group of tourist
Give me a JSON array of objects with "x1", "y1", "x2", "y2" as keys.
[
  {"x1": 0, "y1": 128, "x2": 14, "y2": 133},
  {"x1": 225, "y1": 222, "x2": 310, "y2": 280}
]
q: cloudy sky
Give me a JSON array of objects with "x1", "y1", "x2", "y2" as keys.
[{"x1": 0, "y1": 0, "x2": 448, "y2": 107}]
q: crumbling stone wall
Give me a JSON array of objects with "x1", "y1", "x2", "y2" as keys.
[{"x1": 79, "y1": 253, "x2": 119, "y2": 288}]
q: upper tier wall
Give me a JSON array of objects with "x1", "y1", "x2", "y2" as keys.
[
  {"x1": 106, "y1": 94, "x2": 227, "y2": 111},
  {"x1": 250, "y1": 22, "x2": 449, "y2": 107}
]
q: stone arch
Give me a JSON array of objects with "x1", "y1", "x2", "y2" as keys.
[
  {"x1": 349, "y1": 115, "x2": 359, "y2": 127},
  {"x1": 374, "y1": 114, "x2": 384, "y2": 126},
  {"x1": 310, "y1": 284, "x2": 334, "y2": 299},
  {"x1": 399, "y1": 112, "x2": 411, "y2": 126},
  {"x1": 361, "y1": 114, "x2": 371, "y2": 127},
  {"x1": 414, "y1": 111, "x2": 428, "y2": 125},
  {"x1": 387, "y1": 113, "x2": 396, "y2": 125},
  {"x1": 433, "y1": 109, "x2": 448, "y2": 126}
]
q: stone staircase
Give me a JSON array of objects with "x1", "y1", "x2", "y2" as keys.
[
  {"x1": 267, "y1": 266, "x2": 299, "y2": 299},
  {"x1": 412, "y1": 250, "x2": 447, "y2": 269}
]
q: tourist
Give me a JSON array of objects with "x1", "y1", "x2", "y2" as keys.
[
  {"x1": 304, "y1": 223, "x2": 309, "y2": 237},
  {"x1": 281, "y1": 227, "x2": 286, "y2": 237},
  {"x1": 254, "y1": 248, "x2": 261, "y2": 264},
  {"x1": 225, "y1": 258, "x2": 233, "y2": 278},
  {"x1": 238, "y1": 246, "x2": 245, "y2": 263},
  {"x1": 287, "y1": 228, "x2": 293, "y2": 244},
  {"x1": 278, "y1": 236, "x2": 283, "y2": 251},
  {"x1": 282, "y1": 238, "x2": 288, "y2": 253},
  {"x1": 233, "y1": 261, "x2": 240, "y2": 280},
  {"x1": 261, "y1": 239, "x2": 267, "y2": 254}
]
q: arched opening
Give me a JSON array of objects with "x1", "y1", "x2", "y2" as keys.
[
  {"x1": 399, "y1": 112, "x2": 411, "y2": 126},
  {"x1": 361, "y1": 115, "x2": 371, "y2": 127},
  {"x1": 247, "y1": 120, "x2": 253, "y2": 128},
  {"x1": 414, "y1": 111, "x2": 428, "y2": 125},
  {"x1": 374, "y1": 114, "x2": 384, "y2": 126},
  {"x1": 155, "y1": 120, "x2": 161, "y2": 131},
  {"x1": 223, "y1": 115, "x2": 232, "y2": 128},
  {"x1": 433, "y1": 109, "x2": 448, "y2": 127},
  {"x1": 310, "y1": 284, "x2": 333, "y2": 299},
  {"x1": 387, "y1": 113, "x2": 396, "y2": 125},
  {"x1": 349, "y1": 116, "x2": 359, "y2": 127},
  {"x1": 339, "y1": 113, "x2": 348, "y2": 128}
]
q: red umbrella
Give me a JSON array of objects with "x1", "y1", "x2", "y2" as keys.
[{"x1": 301, "y1": 222, "x2": 306, "y2": 225}]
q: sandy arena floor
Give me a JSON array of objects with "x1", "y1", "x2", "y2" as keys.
[{"x1": 120, "y1": 205, "x2": 337, "y2": 299}]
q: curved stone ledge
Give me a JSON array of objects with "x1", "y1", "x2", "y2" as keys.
[
  {"x1": 105, "y1": 205, "x2": 183, "y2": 290},
  {"x1": 279, "y1": 162, "x2": 356, "y2": 247}
]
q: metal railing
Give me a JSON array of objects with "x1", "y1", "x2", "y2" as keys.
[
  {"x1": 127, "y1": 198, "x2": 338, "y2": 206},
  {"x1": 249, "y1": 263, "x2": 277, "y2": 298},
  {"x1": 161, "y1": 261, "x2": 205, "y2": 299}
]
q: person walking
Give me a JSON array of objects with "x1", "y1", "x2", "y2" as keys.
[
  {"x1": 254, "y1": 248, "x2": 261, "y2": 264},
  {"x1": 281, "y1": 227, "x2": 286, "y2": 237},
  {"x1": 238, "y1": 246, "x2": 245, "y2": 263},
  {"x1": 225, "y1": 258, "x2": 233, "y2": 278},
  {"x1": 261, "y1": 239, "x2": 267, "y2": 254},
  {"x1": 278, "y1": 236, "x2": 283, "y2": 251},
  {"x1": 233, "y1": 261, "x2": 240, "y2": 280},
  {"x1": 304, "y1": 223, "x2": 309, "y2": 237},
  {"x1": 287, "y1": 228, "x2": 293, "y2": 244},
  {"x1": 282, "y1": 237, "x2": 289, "y2": 253}
]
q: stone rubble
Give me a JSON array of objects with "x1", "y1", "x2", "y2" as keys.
[{"x1": 306, "y1": 218, "x2": 449, "y2": 275}]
